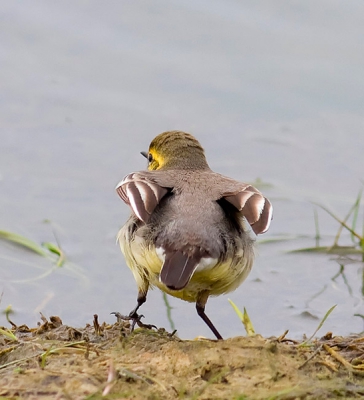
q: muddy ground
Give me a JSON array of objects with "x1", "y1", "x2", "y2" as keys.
[{"x1": 1, "y1": 315, "x2": 364, "y2": 400}]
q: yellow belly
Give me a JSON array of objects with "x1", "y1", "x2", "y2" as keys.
[{"x1": 118, "y1": 226, "x2": 254, "y2": 303}]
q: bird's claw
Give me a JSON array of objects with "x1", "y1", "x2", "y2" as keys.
[{"x1": 111, "y1": 311, "x2": 157, "y2": 332}]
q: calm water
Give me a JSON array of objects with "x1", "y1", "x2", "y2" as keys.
[{"x1": 1, "y1": 0, "x2": 364, "y2": 339}]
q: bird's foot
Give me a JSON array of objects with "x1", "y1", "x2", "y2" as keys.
[{"x1": 111, "y1": 311, "x2": 157, "y2": 332}]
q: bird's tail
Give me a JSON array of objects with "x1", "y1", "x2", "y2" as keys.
[{"x1": 159, "y1": 251, "x2": 198, "y2": 291}]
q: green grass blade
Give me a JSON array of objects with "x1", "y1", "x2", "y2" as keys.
[
  {"x1": 228, "y1": 299, "x2": 255, "y2": 336},
  {"x1": 9, "y1": 265, "x2": 59, "y2": 284},
  {"x1": 0, "y1": 328, "x2": 18, "y2": 341},
  {"x1": 312, "y1": 203, "x2": 363, "y2": 241},
  {"x1": 299, "y1": 304, "x2": 336, "y2": 346},
  {"x1": 40, "y1": 345, "x2": 54, "y2": 369},
  {"x1": 242, "y1": 307, "x2": 255, "y2": 336},
  {"x1": 329, "y1": 192, "x2": 361, "y2": 247},
  {"x1": 0, "y1": 230, "x2": 49, "y2": 257},
  {"x1": 313, "y1": 207, "x2": 320, "y2": 247},
  {"x1": 42, "y1": 242, "x2": 65, "y2": 267},
  {"x1": 289, "y1": 245, "x2": 363, "y2": 255},
  {"x1": 162, "y1": 292, "x2": 175, "y2": 331},
  {"x1": 229, "y1": 298, "x2": 244, "y2": 320},
  {"x1": 258, "y1": 234, "x2": 312, "y2": 245},
  {"x1": 350, "y1": 188, "x2": 363, "y2": 245}
]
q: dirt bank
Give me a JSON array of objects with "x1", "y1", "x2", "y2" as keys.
[{"x1": 1, "y1": 315, "x2": 364, "y2": 399}]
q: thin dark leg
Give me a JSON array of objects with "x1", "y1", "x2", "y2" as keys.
[
  {"x1": 129, "y1": 291, "x2": 147, "y2": 318},
  {"x1": 196, "y1": 291, "x2": 223, "y2": 340},
  {"x1": 127, "y1": 290, "x2": 157, "y2": 330}
]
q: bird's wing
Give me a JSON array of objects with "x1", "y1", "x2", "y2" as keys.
[
  {"x1": 116, "y1": 172, "x2": 170, "y2": 223},
  {"x1": 221, "y1": 184, "x2": 273, "y2": 235}
]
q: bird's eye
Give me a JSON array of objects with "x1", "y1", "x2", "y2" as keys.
[{"x1": 148, "y1": 153, "x2": 153, "y2": 162}]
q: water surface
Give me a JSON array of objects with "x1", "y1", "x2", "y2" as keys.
[{"x1": 1, "y1": 0, "x2": 364, "y2": 338}]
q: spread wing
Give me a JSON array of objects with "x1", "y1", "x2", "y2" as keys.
[
  {"x1": 116, "y1": 172, "x2": 170, "y2": 223},
  {"x1": 222, "y1": 184, "x2": 273, "y2": 234}
]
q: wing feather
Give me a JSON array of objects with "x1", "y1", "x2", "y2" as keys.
[
  {"x1": 223, "y1": 185, "x2": 273, "y2": 234},
  {"x1": 116, "y1": 173, "x2": 169, "y2": 223}
]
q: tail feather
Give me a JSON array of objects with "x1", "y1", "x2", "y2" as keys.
[{"x1": 160, "y1": 251, "x2": 198, "y2": 290}]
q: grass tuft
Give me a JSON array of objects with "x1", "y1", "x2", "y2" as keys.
[
  {"x1": 228, "y1": 299, "x2": 255, "y2": 336},
  {"x1": 291, "y1": 189, "x2": 364, "y2": 258}
]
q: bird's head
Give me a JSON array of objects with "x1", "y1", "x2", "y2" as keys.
[{"x1": 141, "y1": 131, "x2": 210, "y2": 171}]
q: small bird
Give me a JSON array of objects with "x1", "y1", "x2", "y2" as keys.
[{"x1": 116, "y1": 131, "x2": 272, "y2": 339}]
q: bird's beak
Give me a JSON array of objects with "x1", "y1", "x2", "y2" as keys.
[{"x1": 140, "y1": 151, "x2": 148, "y2": 159}]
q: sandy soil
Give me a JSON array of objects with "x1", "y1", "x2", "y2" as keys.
[{"x1": 1, "y1": 314, "x2": 364, "y2": 400}]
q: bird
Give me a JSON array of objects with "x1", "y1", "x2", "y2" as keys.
[{"x1": 115, "y1": 130, "x2": 272, "y2": 339}]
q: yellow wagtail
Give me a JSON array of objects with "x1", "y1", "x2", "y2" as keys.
[{"x1": 115, "y1": 131, "x2": 272, "y2": 339}]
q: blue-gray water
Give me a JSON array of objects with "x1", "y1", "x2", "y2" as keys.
[{"x1": 1, "y1": 0, "x2": 363, "y2": 339}]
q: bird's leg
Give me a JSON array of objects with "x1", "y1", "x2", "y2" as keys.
[
  {"x1": 129, "y1": 290, "x2": 147, "y2": 318},
  {"x1": 128, "y1": 289, "x2": 157, "y2": 330},
  {"x1": 196, "y1": 290, "x2": 223, "y2": 340}
]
